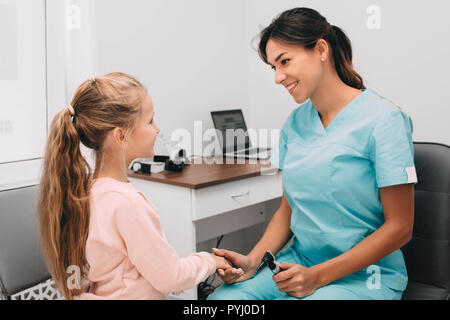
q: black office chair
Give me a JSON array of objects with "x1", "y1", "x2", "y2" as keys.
[
  {"x1": 0, "y1": 185, "x2": 60, "y2": 300},
  {"x1": 401, "y1": 142, "x2": 450, "y2": 300}
]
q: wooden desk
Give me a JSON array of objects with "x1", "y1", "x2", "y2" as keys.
[
  {"x1": 128, "y1": 158, "x2": 275, "y2": 189},
  {"x1": 128, "y1": 158, "x2": 282, "y2": 299}
]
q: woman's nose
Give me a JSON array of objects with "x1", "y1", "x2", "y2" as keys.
[{"x1": 275, "y1": 70, "x2": 287, "y2": 85}]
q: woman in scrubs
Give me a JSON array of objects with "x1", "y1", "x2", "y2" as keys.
[{"x1": 208, "y1": 7, "x2": 417, "y2": 300}]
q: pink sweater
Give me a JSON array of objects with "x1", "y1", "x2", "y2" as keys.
[{"x1": 78, "y1": 177, "x2": 216, "y2": 299}]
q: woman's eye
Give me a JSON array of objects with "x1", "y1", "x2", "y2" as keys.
[
  {"x1": 149, "y1": 119, "x2": 153, "y2": 125},
  {"x1": 271, "y1": 59, "x2": 289, "y2": 70}
]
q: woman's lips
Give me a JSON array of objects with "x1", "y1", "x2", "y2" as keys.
[{"x1": 286, "y1": 81, "x2": 298, "y2": 95}]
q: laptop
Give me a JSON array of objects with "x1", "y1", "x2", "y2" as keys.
[{"x1": 211, "y1": 109, "x2": 271, "y2": 160}]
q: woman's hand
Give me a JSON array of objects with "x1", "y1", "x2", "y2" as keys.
[
  {"x1": 272, "y1": 262, "x2": 320, "y2": 298},
  {"x1": 212, "y1": 248, "x2": 259, "y2": 284}
]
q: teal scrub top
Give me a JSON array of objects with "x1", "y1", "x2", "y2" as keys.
[{"x1": 270, "y1": 88, "x2": 417, "y2": 291}]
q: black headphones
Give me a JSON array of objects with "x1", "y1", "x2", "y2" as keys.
[
  {"x1": 154, "y1": 148, "x2": 187, "y2": 172},
  {"x1": 131, "y1": 149, "x2": 188, "y2": 174}
]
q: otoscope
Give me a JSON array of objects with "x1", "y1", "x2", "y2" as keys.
[{"x1": 259, "y1": 251, "x2": 284, "y2": 274}]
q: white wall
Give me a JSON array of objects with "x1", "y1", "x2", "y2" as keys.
[
  {"x1": 244, "y1": 0, "x2": 450, "y2": 145},
  {"x1": 75, "y1": 0, "x2": 450, "y2": 152},
  {"x1": 89, "y1": 0, "x2": 248, "y2": 155}
]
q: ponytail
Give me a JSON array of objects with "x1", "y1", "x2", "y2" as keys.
[
  {"x1": 325, "y1": 25, "x2": 365, "y2": 90},
  {"x1": 39, "y1": 107, "x2": 91, "y2": 300}
]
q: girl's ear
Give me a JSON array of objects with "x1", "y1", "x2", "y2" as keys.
[{"x1": 112, "y1": 127, "x2": 127, "y2": 146}]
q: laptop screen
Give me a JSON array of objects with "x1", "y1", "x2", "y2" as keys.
[{"x1": 211, "y1": 109, "x2": 250, "y2": 153}]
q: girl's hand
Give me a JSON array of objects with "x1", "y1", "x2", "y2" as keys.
[
  {"x1": 212, "y1": 248, "x2": 258, "y2": 284},
  {"x1": 210, "y1": 253, "x2": 233, "y2": 270},
  {"x1": 272, "y1": 262, "x2": 320, "y2": 298}
]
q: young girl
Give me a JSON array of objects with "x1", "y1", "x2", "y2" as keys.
[{"x1": 39, "y1": 72, "x2": 231, "y2": 299}]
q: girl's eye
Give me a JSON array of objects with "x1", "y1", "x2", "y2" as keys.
[
  {"x1": 149, "y1": 119, "x2": 153, "y2": 125},
  {"x1": 271, "y1": 65, "x2": 276, "y2": 70}
]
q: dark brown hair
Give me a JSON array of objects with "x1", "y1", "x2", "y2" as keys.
[
  {"x1": 39, "y1": 72, "x2": 147, "y2": 299},
  {"x1": 258, "y1": 7, "x2": 365, "y2": 90}
]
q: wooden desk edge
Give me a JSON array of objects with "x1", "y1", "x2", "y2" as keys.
[
  {"x1": 127, "y1": 161, "x2": 280, "y2": 189},
  {"x1": 128, "y1": 170, "x2": 263, "y2": 189}
]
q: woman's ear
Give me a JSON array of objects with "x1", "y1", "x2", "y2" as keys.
[{"x1": 316, "y1": 38, "x2": 329, "y2": 62}]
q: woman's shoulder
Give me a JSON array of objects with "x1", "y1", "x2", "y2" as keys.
[
  {"x1": 362, "y1": 89, "x2": 414, "y2": 139},
  {"x1": 363, "y1": 89, "x2": 407, "y2": 118},
  {"x1": 356, "y1": 89, "x2": 412, "y2": 132}
]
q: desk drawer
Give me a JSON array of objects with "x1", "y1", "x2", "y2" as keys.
[{"x1": 191, "y1": 172, "x2": 282, "y2": 221}]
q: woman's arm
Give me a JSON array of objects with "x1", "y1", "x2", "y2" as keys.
[
  {"x1": 313, "y1": 183, "x2": 414, "y2": 287},
  {"x1": 273, "y1": 183, "x2": 414, "y2": 297},
  {"x1": 214, "y1": 194, "x2": 293, "y2": 284},
  {"x1": 248, "y1": 194, "x2": 293, "y2": 265}
]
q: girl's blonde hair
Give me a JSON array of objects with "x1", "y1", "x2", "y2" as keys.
[{"x1": 39, "y1": 72, "x2": 147, "y2": 299}]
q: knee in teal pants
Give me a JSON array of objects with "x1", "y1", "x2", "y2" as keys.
[
  {"x1": 207, "y1": 245, "x2": 403, "y2": 300},
  {"x1": 208, "y1": 245, "x2": 304, "y2": 300}
]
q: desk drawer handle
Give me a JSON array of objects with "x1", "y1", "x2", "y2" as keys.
[{"x1": 230, "y1": 190, "x2": 250, "y2": 201}]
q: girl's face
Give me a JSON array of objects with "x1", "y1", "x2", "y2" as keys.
[
  {"x1": 126, "y1": 92, "x2": 159, "y2": 162},
  {"x1": 265, "y1": 38, "x2": 326, "y2": 104}
]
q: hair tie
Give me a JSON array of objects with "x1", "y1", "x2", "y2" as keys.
[
  {"x1": 89, "y1": 77, "x2": 96, "y2": 83},
  {"x1": 328, "y1": 25, "x2": 336, "y2": 37},
  {"x1": 67, "y1": 104, "x2": 75, "y2": 116}
]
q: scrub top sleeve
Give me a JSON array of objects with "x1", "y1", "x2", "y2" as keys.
[
  {"x1": 369, "y1": 109, "x2": 418, "y2": 188},
  {"x1": 270, "y1": 127, "x2": 288, "y2": 170}
]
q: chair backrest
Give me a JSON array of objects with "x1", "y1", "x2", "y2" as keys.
[
  {"x1": 0, "y1": 185, "x2": 50, "y2": 297},
  {"x1": 401, "y1": 142, "x2": 450, "y2": 300}
]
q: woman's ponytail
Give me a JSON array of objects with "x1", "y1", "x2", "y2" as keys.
[
  {"x1": 39, "y1": 107, "x2": 91, "y2": 300},
  {"x1": 326, "y1": 25, "x2": 365, "y2": 90}
]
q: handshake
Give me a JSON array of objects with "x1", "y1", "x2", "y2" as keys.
[
  {"x1": 209, "y1": 248, "x2": 257, "y2": 284},
  {"x1": 207, "y1": 249, "x2": 318, "y2": 300}
]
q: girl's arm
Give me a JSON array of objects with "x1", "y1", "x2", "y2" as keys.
[{"x1": 110, "y1": 193, "x2": 220, "y2": 293}]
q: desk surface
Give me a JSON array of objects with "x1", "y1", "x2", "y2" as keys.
[{"x1": 128, "y1": 158, "x2": 275, "y2": 189}]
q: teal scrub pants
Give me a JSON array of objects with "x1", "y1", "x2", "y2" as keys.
[{"x1": 207, "y1": 245, "x2": 403, "y2": 300}]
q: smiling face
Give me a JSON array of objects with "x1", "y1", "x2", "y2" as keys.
[{"x1": 266, "y1": 38, "x2": 328, "y2": 104}]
